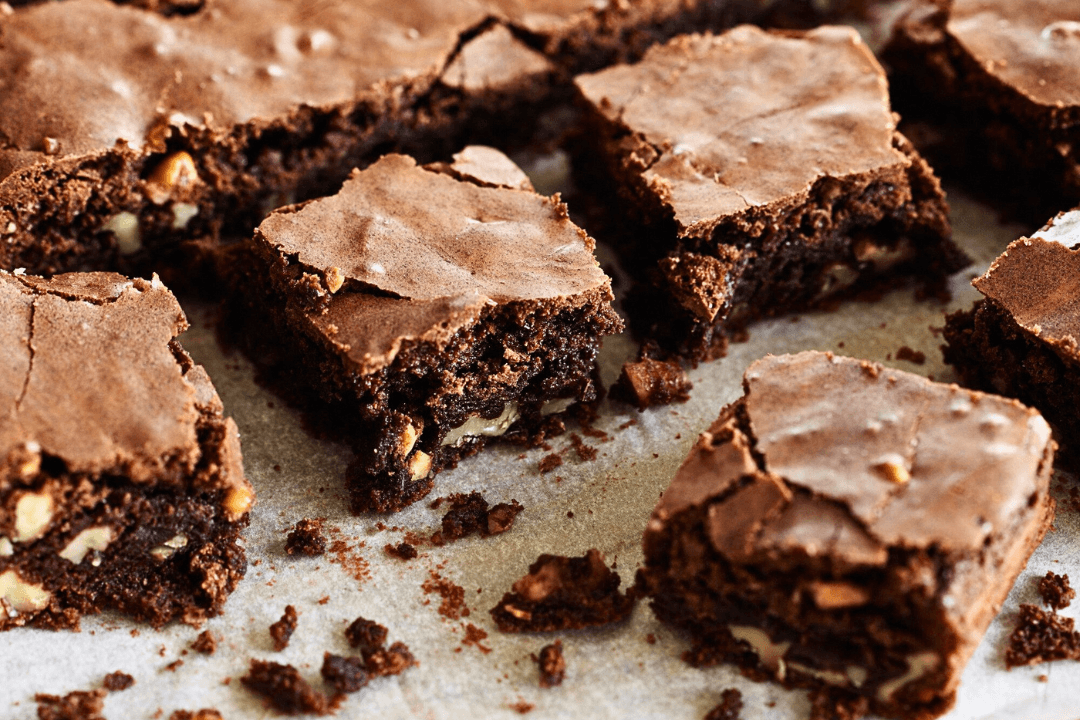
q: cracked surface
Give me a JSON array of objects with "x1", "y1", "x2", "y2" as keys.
[{"x1": 640, "y1": 351, "x2": 1055, "y2": 720}]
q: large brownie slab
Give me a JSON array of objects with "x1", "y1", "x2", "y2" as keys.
[
  {"x1": 639, "y1": 351, "x2": 1054, "y2": 720},
  {"x1": 885, "y1": 0, "x2": 1080, "y2": 224},
  {"x1": 228, "y1": 148, "x2": 621, "y2": 512},
  {"x1": 574, "y1": 26, "x2": 967, "y2": 360},
  {"x1": 0, "y1": 0, "x2": 867, "y2": 282},
  {"x1": 944, "y1": 208, "x2": 1080, "y2": 456},
  {"x1": 0, "y1": 271, "x2": 252, "y2": 630}
]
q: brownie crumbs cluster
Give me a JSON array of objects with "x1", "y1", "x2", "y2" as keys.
[
  {"x1": 241, "y1": 660, "x2": 335, "y2": 716},
  {"x1": 323, "y1": 615, "x2": 416, "y2": 693},
  {"x1": 270, "y1": 605, "x2": 299, "y2": 651},
  {"x1": 101, "y1": 672, "x2": 135, "y2": 692},
  {"x1": 191, "y1": 630, "x2": 218, "y2": 655},
  {"x1": 491, "y1": 549, "x2": 636, "y2": 632},
  {"x1": 537, "y1": 640, "x2": 566, "y2": 688},
  {"x1": 1039, "y1": 572, "x2": 1075, "y2": 611},
  {"x1": 612, "y1": 358, "x2": 693, "y2": 409},
  {"x1": 35, "y1": 690, "x2": 108, "y2": 720},
  {"x1": 431, "y1": 492, "x2": 524, "y2": 544},
  {"x1": 1006, "y1": 573, "x2": 1080, "y2": 668},
  {"x1": 704, "y1": 688, "x2": 743, "y2": 720},
  {"x1": 285, "y1": 519, "x2": 327, "y2": 557}
]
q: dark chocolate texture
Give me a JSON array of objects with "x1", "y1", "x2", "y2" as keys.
[
  {"x1": 229, "y1": 149, "x2": 621, "y2": 512},
  {"x1": 885, "y1": 0, "x2": 1080, "y2": 223},
  {"x1": 943, "y1": 210, "x2": 1080, "y2": 455},
  {"x1": 0, "y1": 270, "x2": 252, "y2": 630},
  {"x1": 574, "y1": 26, "x2": 965, "y2": 359},
  {"x1": 640, "y1": 351, "x2": 1055, "y2": 720}
]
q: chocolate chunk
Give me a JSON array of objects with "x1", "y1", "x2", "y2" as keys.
[
  {"x1": 613, "y1": 358, "x2": 692, "y2": 409},
  {"x1": 537, "y1": 640, "x2": 566, "y2": 688},
  {"x1": 285, "y1": 519, "x2": 327, "y2": 557},
  {"x1": 640, "y1": 352, "x2": 1055, "y2": 720},
  {"x1": 491, "y1": 549, "x2": 635, "y2": 632},
  {"x1": 270, "y1": 605, "x2": 298, "y2": 651}
]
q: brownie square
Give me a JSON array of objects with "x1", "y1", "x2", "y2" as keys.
[
  {"x1": 574, "y1": 26, "x2": 967, "y2": 360},
  {"x1": 228, "y1": 148, "x2": 621, "y2": 512},
  {"x1": 944, "y1": 208, "x2": 1080, "y2": 456},
  {"x1": 0, "y1": 271, "x2": 252, "y2": 630},
  {"x1": 639, "y1": 351, "x2": 1055, "y2": 720},
  {"x1": 885, "y1": 0, "x2": 1080, "y2": 224}
]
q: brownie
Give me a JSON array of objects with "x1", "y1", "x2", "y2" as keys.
[
  {"x1": 191, "y1": 629, "x2": 218, "y2": 654},
  {"x1": 573, "y1": 26, "x2": 967, "y2": 360},
  {"x1": 943, "y1": 209, "x2": 1080, "y2": 456},
  {"x1": 639, "y1": 352, "x2": 1055, "y2": 720},
  {"x1": 0, "y1": 271, "x2": 252, "y2": 630},
  {"x1": 490, "y1": 548, "x2": 635, "y2": 632},
  {"x1": 0, "y1": 0, "x2": 869, "y2": 282},
  {"x1": 885, "y1": 0, "x2": 1080, "y2": 224},
  {"x1": 241, "y1": 660, "x2": 333, "y2": 715},
  {"x1": 612, "y1": 357, "x2": 693, "y2": 408},
  {"x1": 228, "y1": 149, "x2": 621, "y2": 512},
  {"x1": 284, "y1": 518, "x2": 326, "y2": 557}
]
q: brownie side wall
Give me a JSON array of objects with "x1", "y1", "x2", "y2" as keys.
[{"x1": 943, "y1": 301, "x2": 1080, "y2": 452}]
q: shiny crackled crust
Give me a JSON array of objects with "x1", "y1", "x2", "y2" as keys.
[
  {"x1": 639, "y1": 352, "x2": 1054, "y2": 720},
  {"x1": 227, "y1": 150, "x2": 620, "y2": 512},
  {"x1": 0, "y1": 271, "x2": 252, "y2": 629},
  {"x1": 574, "y1": 27, "x2": 966, "y2": 359}
]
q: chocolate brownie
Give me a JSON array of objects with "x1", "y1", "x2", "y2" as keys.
[
  {"x1": 491, "y1": 548, "x2": 635, "y2": 632},
  {"x1": 0, "y1": 271, "x2": 252, "y2": 630},
  {"x1": 574, "y1": 26, "x2": 967, "y2": 360},
  {"x1": 885, "y1": 0, "x2": 1080, "y2": 224},
  {"x1": 228, "y1": 149, "x2": 621, "y2": 512},
  {"x1": 639, "y1": 352, "x2": 1055, "y2": 720},
  {"x1": 0, "y1": 0, "x2": 869, "y2": 282},
  {"x1": 943, "y1": 209, "x2": 1080, "y2": 456}
]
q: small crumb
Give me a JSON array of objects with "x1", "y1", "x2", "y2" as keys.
[
  {"x1": 537, "y1": 640, "x2": 566, "y2": 688},
  {"x1": 704, "y1": 688, "x2": 743, "y2": 720},
  {"x1": 1037, "y1": 674, "x2": 1048, "y2": 682},
  {"x1": 318, "y1": 596, "x2": 330, "y2": 605},
  {"x1": 164, "y1": 660, "x2": 184, "y2": 672},
  {"x1": 645, "y1": 634, "x2": 656, "y2": 645},
  {"x1": 270, "y1": 605, "x2": 299, "y2": 651},
  {"x1": 102, "y1": 672, "x2": 134, "y2": 692},
  {"x1": 567, "y1": 511, "x2": 574, "y2": 519},
  {"x1": 385, "y1": 542, "x2": 419, "y2": 560},
  {"x1": 285, "y1": 518, "x2": 327, "y2": 557},
  {"x1": 241, "y1": 660, "x2": 332, "y2": 715},
  {"x1": 509, "y1": 700, "x2": 535, "y2": 714},
  {"x1": 169, "y1": 711, "x2": 224, "y2": 720},
  {"x1": 191, "y1": 630, "x2": 217, "y2": 655},
  {"x1": 1039, "y1": 572, "x2": 1075, "y2": 610},
  {"x1": 895, "y1": 346, "x2": 926, "y2": 365},
  {"x1": 538, "y1": 453, "x2": 563, "y2": 474},
  {"x1": 568, "y1": 433, "x2": 598, "y2": 462},
  {"x1": 345, "y1": 616, "x2": 388, "y2": 653},
  {"x1": 35, "y1": 690, "x2": 107, "y2": 720},
  {"x1": 320, "y1": 653, "x2": 369, "y2": 694}
]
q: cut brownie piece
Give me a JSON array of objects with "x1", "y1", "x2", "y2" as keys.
[
  {"x1": 490, "y1": 548, "x2": 635, "y2": 632},
  {"x1": 0, "y1": 271, "x2": 252, "y2": 630},
  {"x1": 574, "y1": 26, "x2": 967, "y2": 360},
  {"x1": 885, "y1": 0, "x2": 1080, "y2": 224},
  {"x1": 943, "y1": 209, "x2": 1080, "y2": 456},
  {"x1": 639, "y1": 352, "x2": 1055, "y2": 720},
  {"x1": 0, "y1": 0, "x2": 868, "y2": 281},
  {"x1": 228, "y1": 149, "x2": 621, "y2": 512}
]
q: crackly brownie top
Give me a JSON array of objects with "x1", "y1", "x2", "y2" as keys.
[
  {"x1": 973, "y1": 209, "x2": 1080, "y2": 359},
  {"x1": 0, "y1": 271, "x2": 228, "y2": 488},
  {"x1": 257, "y1": 151, "x2": 610, "y2": 373},
  {"x1": 652, "y1": 352, "x2": 1052, "y2": 564},
  {"x1": 574, "y1": 26, "x2": 905, "y2": 234},
  {"x1": 946, "y1": 0, "x2": 1080, "y2": 108},
  {"x1": 0, "y1": 0, "x2": 589, "y2": 180}
]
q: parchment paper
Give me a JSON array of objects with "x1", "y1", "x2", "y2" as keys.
[{"x1": 3, "y1": 171, "x2": 1078, "y2": 720}]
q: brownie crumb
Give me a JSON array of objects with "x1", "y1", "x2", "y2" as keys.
[
  {"x1": 102, "y1": 672, "x2": 134, "y2": 692},
  {"x1": 385, "y1": 542, "x2": 419, "y2": 560},
  {"x1": 164, "y1": 660, "x2": 184, "y2": 672},
  {"x1": 1005, "y1": 604, "x2": 1080, "y2": 668},
  {"x1": 808, "y1": 687, "x2": 869, "y2": 720},
  {"x1": 431, "y1": 492, "x2": 524, "y2": 544},
  {"x1": 895, "y1": 346, "x2": 926, "y2": 365},
  {"x1": 191, "y1": 630, "x2": 217, "y2": 655},
  {"x1": 704, "y1": 688, "x2": 743, "y2": 720},
  {"x1": 345, "y1": 616, "x2": 389, "y2": 654},
  {"x1": 509, "y1": 700, "x2": 535, "y2": 714},
  {"x1": 320, "y1": 653, "x2": 370, "y2": 694},
  {"x1": 285, "y1": 519, "x2": 327, "y2": 557},
  {"x1": 365, "y1": 642, "x2": 417, "y2": 677},
  {"x1": 270, "y1": 605, "x2": 299, "y2": 651},
  {"x1": 538, "y1": 453, "x2": 563, "y2": 474},
  {"x1": 1039, "y1": 572, "x2": 1075, "y2": 610},
  {"x1": 537, "y1": 640, "x2": 566, "y2": 688},
  {"x1": 241, "y1": 660, "x2": 332, "y2": 715},
  {"x1": 569, "y1": 433, "x2": 598, "y2": 462},
  {"x1": 422, "y1": 571, "x2": 470, "y2": 620},
  {"x1": 612, "y1": 358, "x2": 692, "y2": 409},
  {"x1": 169, "y1": 712, "x2": 224, "y2": 720},
  {"x1": 462, "y1": 623, "x2": 492, "y2": 654},
  {"x1": 35, "y1": 690, "x2": 107, "y2": 720},
  {"x1": 491, "y1": 549, "x2": 635, "y2": 632}
]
